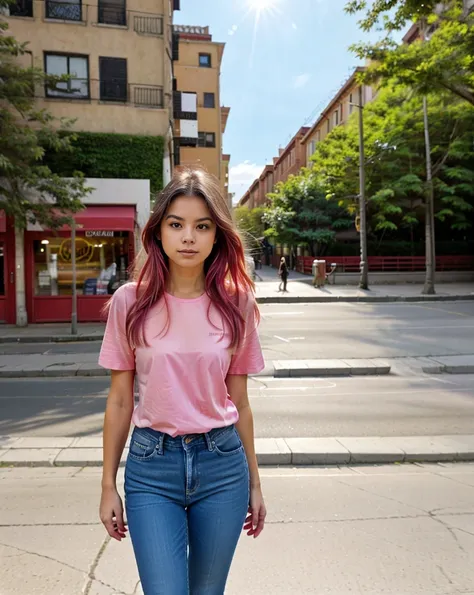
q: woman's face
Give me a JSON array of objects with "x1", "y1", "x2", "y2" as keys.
[{"x1": 159, "y1": 195, "x2": 217, "y2": 270}]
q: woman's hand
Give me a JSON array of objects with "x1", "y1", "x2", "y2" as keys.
[
  {"x1": 99, "y1": 486, "x2": 128, "y2": 541},
  {"x1": 244, "y1": 485, "x2": 266, "y2": 538}
]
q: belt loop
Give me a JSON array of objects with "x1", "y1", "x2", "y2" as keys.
[
  {"x1": 157, "y1": 433, "x2": 165, "y2": 455},
  {"x1": 204, "y1": 432, "x2": 214, "y2": 452}
]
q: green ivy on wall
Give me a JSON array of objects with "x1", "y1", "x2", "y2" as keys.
[{"x1": 46, "y1": 132, "x2": 165, "y2": 193}]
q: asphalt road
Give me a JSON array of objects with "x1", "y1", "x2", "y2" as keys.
[
  {"x1": 1, "y1": 301, "x2": 473, "y2": 360},
  {"x1": 1, "y1": 463, "x2": 474, "y2": 594},
  {"x1": 1, "y1": 373, "x2": 474, "y2": 438}
]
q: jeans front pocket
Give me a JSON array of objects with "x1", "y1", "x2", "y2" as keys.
[
  {"x1": 213, "y1": 428, "x2": 244, "y2": 457},
  {"x1": 128, "y1": 429, "x2": 158, "y2": 461}
]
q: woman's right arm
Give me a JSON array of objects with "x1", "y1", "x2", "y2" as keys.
[{"x1": 100, "y1": 369, "x2": 134, "y2": 541}]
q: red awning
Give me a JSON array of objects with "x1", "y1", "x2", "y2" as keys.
[
  {"x1": 74, "y1": 206, "x2": 136, "y2": 231},
  {"x1": 0, "y1": 211, "x2": 6, "y2": 233}
]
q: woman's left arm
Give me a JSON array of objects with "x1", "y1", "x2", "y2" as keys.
[{"x1": 226, "y1": 374, "x2": 267, "y2": 538}]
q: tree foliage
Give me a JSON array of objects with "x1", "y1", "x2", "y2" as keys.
[
  {"x1": 0, "y1": 0, "x2": 90, "y2": 229},
  {"x1": 311, "y1": 83, "x2": 474, "y2": 235},
  {"x1": 263, "y1": 172, "x2": 353, "y2": 256},
  {"x1": 234, "y1": 206, "x2": 266, "y2": 254},
  {"x1": 346, "y1": 1, "x2": 474, "y2": 107}
]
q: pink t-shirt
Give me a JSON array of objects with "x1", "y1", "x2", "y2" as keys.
[{"x1": 98, "y1": 283, "x2": 265, "y2": 437}]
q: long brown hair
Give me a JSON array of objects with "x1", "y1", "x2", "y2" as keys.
[{"x1": 126, "y1": 167, "x2": 258, "y2": 348}]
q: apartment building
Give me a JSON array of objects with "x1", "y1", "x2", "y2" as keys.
[
  {"x1": 272, "y1": 126, "x2": 310, "y2": 185},
  {"x1": 301, "y1": 67, "x2": 373, "y2": 166},
  {"x1": 238, "y1": 164, "x2": 274, "y2": 209},
  {"x1": 172, "y1": 24, "x2": 231, "y2": 199},
  {"x1": 1, "y1": 0, "x2": 180, "y2": 324},
  {"x1": 6, "y1": 0, "x2": 177, "y2": 154}
]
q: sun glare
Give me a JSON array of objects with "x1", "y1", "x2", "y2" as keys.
[{"x1": 246, "y1": 0, "x2": 280, "y2": 16}]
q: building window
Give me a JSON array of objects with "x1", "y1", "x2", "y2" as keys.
[
  {"x1": 333, "y1": 109, "x2": 339, "y2": 127},
  {"x1": 45, "y1": 0, "x2": 82, "y2": 22},
  {"x1": 45, "y1": 53, "x2": 89, "y2": 99},
  {"x1": 98, "y1": 0, "x2": 126, "y2": 26},
  {"x1": 203, "y1": 92, "x2": 215, "y2": 108},
  {"x1": 199, "y1": 53, "x2": 211, "y2": 68},
  {"x1": 349, "y1": 93, "x2": 354, "y2": 115},
  {"x1": 308, "y1": 140, "x2": 316, "y2": 158},
  {"x1": 33, "y1": 233, "x2": 130, "y2": 296},
  {"x1": 198, "y1": 132, "x2": 216, "y2": 148},
  {"x1": 99, "y1": 57, "x2": 127, "y2": 102},
  {"x1": 327, "y1": 119, "x2": 331, "y2": 133},
  {"x1": 8, "y1": 0, "x2": 33, "y2": 17}
]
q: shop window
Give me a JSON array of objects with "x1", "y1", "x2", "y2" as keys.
[
  {"x1": 45, "y1": 53, "x2": 89, "y2": 98},
  {"x1": 33, "y1": 233, "x2": 130, "y2": 296}
]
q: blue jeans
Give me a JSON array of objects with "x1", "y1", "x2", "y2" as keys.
[{"x1": 124, "y1": 424, "x2": 250, "y2": 595}]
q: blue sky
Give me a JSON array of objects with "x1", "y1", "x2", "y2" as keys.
[{"x1": 174, "y1": 0, "x2": 377, "y2": 202}]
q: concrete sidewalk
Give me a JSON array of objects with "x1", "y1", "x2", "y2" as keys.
[
  {"x1": 1, "y1": 434, "x2": 474, "y2": 467},
  {"x1": 2, "y1": 353, "x2": 474, "y2": 378}
]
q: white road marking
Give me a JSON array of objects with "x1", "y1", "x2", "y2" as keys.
[{"x1": 274, "y1": 335, "x2": 290, "y2": 343}]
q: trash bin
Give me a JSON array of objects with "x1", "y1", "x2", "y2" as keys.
[{"x1": 313, "y1": 259, "x2": 326, "y2": 288}]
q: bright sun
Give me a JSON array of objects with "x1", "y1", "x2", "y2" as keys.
[{"x1": 247, "y1": 0, "x2": 279, "y2": 14}]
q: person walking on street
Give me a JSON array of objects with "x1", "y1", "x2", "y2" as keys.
[
  {"x1": 98, "y1": 167, "x2": 267, "y2": 595},
  {"x1": 278, "y1": 256, "x2": 289, "y2": 292}
]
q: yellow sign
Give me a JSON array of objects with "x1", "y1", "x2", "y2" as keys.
[{"x1": 59, "y1": 238, "x2": 95, "y2": 263}]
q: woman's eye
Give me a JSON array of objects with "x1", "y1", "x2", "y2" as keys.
[
  {"x1": 197, "y1": 224, "x2": 209, "y2": 230},
  {"x1": 170, "y1": 222, "x2": 181, "y2": 229}
]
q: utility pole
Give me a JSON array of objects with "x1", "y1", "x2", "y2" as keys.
[
  {"x1": 357, "y1": 84, "x2": 369, "y2": 290},
  {"x1": 71, "y1": 218, "x2": 78, "y2": 335},
  {"x1": 421, "y1": 20, "x2": 436, "y2": 295}
]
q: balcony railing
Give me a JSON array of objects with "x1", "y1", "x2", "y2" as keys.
[
  {"x1": 45, "y1": 0, "x2": 83, "y2": 21},
  {"x1": 134, "y1": 15, "x2": 163, "y2": 35},
  {"x1": 43, "y1": 79, "x2": 164, "y2": 109}
]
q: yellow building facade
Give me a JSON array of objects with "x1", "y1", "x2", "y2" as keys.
[
  {"x1": 172, "y1": 25, "x2": 230, "y2": 198},
  {"x1": 6, "y1": 0, "x2": 178, "y2": 176}
]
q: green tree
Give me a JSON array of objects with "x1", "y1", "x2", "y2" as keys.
[
  {"x1": 346, "y1": 1, "x2": 474, "y2": 106},
  {"x1": 0, "y1": 2, "x2": 91, "y2": 325},
  {"x1": 311, "y1": 84, "x2": 474, "y2": 241},
  {"x1": 234, "y1": 205, "x2": 266, "y2": 254},
  {"x1": 263, "y1": 171, "x2": 353, "y2": 257}
]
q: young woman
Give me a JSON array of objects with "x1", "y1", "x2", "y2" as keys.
[
  {"x1": 278, "y1": 256, "x2": 289, "y2": 292},
  {"x1": 98, "y1": 167, "x2": 266, "y2": 595}
]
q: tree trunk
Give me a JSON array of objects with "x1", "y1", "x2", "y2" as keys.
[
  {"x1": 464, "y1": 0, "x2": 474, "y2": 18},
  {"x1": 15, "y1": 226, "x2": 28, "y2": 327},
  {"x1": 422, "y1": 95, "x2": 436, "y2": 295}
]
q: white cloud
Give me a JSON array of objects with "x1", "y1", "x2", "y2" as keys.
[
  {"x1": 293, "y1": 73, "x2": 311, "y2": 89},
  {"x1": 229, "y1": 162, "x2": 265, "y2": 205}
]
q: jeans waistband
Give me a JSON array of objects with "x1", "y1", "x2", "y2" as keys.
[{"x1": 133, "y1": 424, "x2": 235, "y2": 452}]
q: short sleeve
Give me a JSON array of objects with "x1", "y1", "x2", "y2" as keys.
[
  {"x1": 227, "y1": 292, "x2": 265, "y2": 375},
  {"x1": 98, "y1": 284, "x2": 135, "y2": 371}
]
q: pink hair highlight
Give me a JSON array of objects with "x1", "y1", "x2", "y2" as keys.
[{"x1": 125, "y1": 167, "x2": 258, "y2": 350}]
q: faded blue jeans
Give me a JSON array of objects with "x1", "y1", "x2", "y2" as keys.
[{"x1": 124, "y1": 424, "x2": 250, "y2": 595}]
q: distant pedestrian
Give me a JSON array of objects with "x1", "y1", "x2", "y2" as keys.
[
  {"x1": 278, "y1": 256, "x2": 289, "y2": 292},
  {"x1": 98, "y1": 167, "x2": 266, "y2": 595}
]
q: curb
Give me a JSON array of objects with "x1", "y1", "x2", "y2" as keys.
[
  {"x1": 0, "y1": 361, "x2": 392, "y2": 379},
  {"x1": 1, "y1": 435, "x2": 473, "y2": 467},
  {"x1": 256, "y1": 294, "x2": 474, "y2": 305}
]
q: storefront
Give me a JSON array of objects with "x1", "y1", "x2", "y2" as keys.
[
  {"x1": 0, "y1": 212, "x2": 16, "y2": 324},
  {"x1": 25, "y1": 205, "x2": 136, "y2": 323}
]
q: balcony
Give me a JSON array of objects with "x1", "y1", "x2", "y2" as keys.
[
  {"x1": 43, "y1": 79, "x2": 164, "y2": 109},
  {"x1": 45, "y1": 0, "x2": 83, "y2": 22},
  {"x1": 134, "y1": 14, "x2": 163, "y2": 35}
]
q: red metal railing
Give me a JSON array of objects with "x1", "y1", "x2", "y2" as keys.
[{"x1": 292, "y1": 255, "x2": 474, "y2": 275}]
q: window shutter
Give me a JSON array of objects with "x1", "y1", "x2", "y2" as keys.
[{"x1": 100, "y1": 57, "x2": 127, "y2": 101}]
